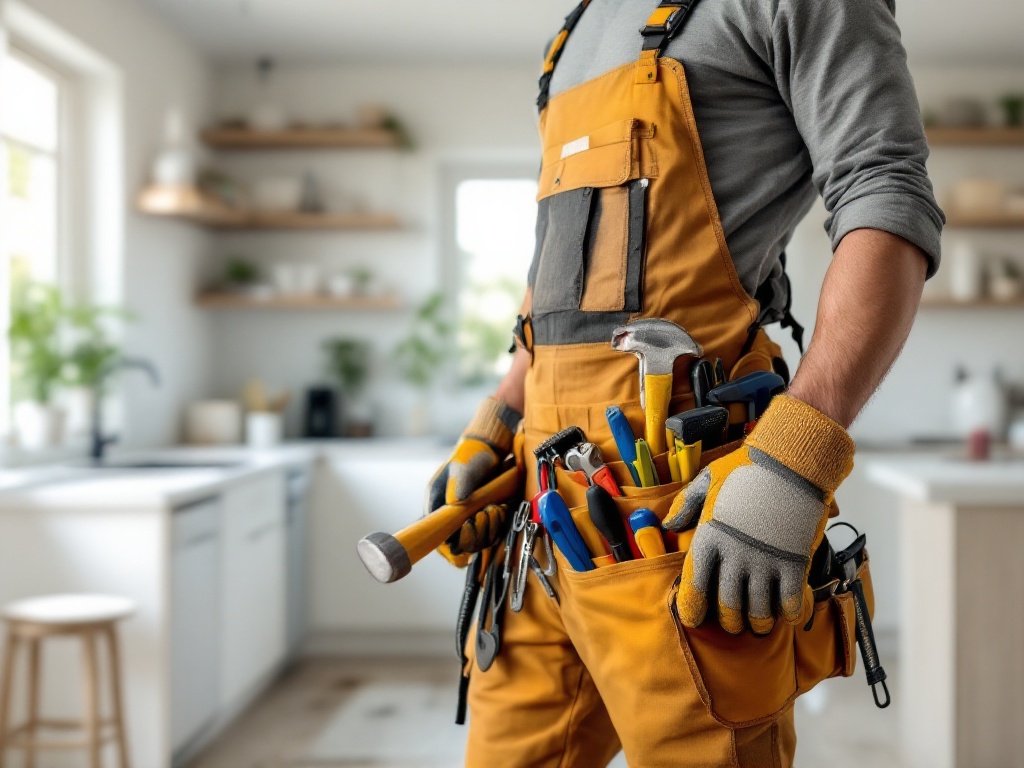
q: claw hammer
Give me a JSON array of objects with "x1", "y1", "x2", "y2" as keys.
[{"x1": 611, "y1": 319, "x2": 703, "y2": 455}]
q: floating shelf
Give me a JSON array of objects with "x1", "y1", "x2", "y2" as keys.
[
  {"x1": 926, "y1": 127, "x2": 1024, "y2": 147},
  {"x1": 920, "y1": 298, "x2": 1024, "y2": 309},
  {"x1": 944, "y1": 210, "x2": 1024, "y2": 229},
  {"x1": 200, "y1": 127, "x2": 401, "y2": 150},
  {"x1": 195, "y1": 294, "x2": 403, "y2": 310},
  {"x1": 137, "y1": 186, "x2": 401, "y2": 231}
]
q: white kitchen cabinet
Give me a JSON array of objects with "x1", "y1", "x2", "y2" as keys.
[
  {"x1": 220, "y1": 471, "x2": 287, "y2": 707},
  {"x1": 171, "y1": 496, "x2": 222, "y2": 752},
  {"x1": 310, "y1": 445, "x2": 465, "y2": 639}
]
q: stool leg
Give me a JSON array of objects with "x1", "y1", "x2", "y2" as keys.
[
  {"x1": 82, "y1": 630, "x2": 102, "y2": 768},
  {"x1": 25, "y1": 638, "x2": 40, "y2": 768},
  {"x1": 104, "y1": 626, "x2": 129, "y2": 768},
  {"x1": 0, "y1": 629, "x2": 19, "y2": 768}
]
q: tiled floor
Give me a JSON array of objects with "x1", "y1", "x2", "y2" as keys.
[{"x1": 185, "y1": 657, "x2": 902, "y2": 768}]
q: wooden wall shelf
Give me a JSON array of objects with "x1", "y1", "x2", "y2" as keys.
[
  {"x1": 945, "y1": 210, "x2": 1024, "y2": 229},
  {"x1": 920, "y1": 298, "x2": 1024, "y2": 309},
  {"x1": 926, "y1": 127, "x2": 1024, "y2": 147},
  {"x1": 195, "y1": 294, "x2": 402, "y2": 310},
  {"x1": 201, "y1": 127, "x2": 401, "y2": 150},
  {"x1": 138, "y1": 186, "x2": 400, "y2": 231}
]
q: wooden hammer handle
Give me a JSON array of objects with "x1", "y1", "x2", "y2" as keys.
[{"x1": 357, "y1": 465, "x2": 521, "y2": 584}]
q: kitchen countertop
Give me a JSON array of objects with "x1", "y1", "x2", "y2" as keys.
[
  {"x1": 0, "y1": 439, "x2": 454, "y2": 511},
  {"x1": 866, "y1": 454, "x2": 1024, "y2": 506}
]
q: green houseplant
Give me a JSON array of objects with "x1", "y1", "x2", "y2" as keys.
[
  {"x1": 7, "y1": 280, "x2": 130, "y2": 450},
  {"x1": 8, "y1": 282, "x2": 69, "y2": 450},
  {"x1": 324, "y1": 338, "x2": 372, "y2": 436},
  {"x1": 394, "y1": 293, "x2": 452, "y2": 435}
]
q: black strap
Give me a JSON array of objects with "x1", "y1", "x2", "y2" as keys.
[
  {"x1": 777, "y1": 252, "x2": 805, "y2": 353},
  {"x1": 537, "y1": 0, "x2": 593, "y2": 112},
  {"x1": 640, "y1": 0, "x2": 704, "y2": 52}
]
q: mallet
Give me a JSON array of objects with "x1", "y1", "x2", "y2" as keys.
[{"x1": 357, "y1": 462, "x2": 522, "y2": 584}]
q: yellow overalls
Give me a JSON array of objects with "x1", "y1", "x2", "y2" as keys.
[{"x1": 465, "y1": 3, "x2": 866, "y2": 765}]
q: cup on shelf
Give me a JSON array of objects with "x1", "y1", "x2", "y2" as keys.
[
  {"x1": 272, "y1": 264, "x2": 321, "y2": 296},
  {"x1": 327, "y1": 273, "x2": 356, "y2": 298}
]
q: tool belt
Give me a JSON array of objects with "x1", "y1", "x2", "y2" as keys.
[{"x1": 454, "y1": 429, "x2": 889, "y2": 727}]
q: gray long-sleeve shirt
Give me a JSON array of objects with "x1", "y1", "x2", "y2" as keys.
[{"x1": 548, "y1": 0, "x2": 944, "y2": 323}]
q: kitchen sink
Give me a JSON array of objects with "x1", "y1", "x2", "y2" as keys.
[{"x1": 86, "y1": 461, "x2": 246, "y2": 470}]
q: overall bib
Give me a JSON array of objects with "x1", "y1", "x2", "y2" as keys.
[{"x1": 465, "y1": 3, "x2": 866, "y2": 765}]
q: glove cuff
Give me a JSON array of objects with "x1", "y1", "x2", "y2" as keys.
[
  {"x1": 464, "y1": 397, "x2": 522, "y2": 455},
  {"x1": 746, "y1": 394, "x2": 855, "y2": 493}
]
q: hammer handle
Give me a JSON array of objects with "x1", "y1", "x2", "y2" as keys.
[
  {"x1": 357, "y1": 465, "x2": 521, "y2": 584},
  {"x1": 644, "y1": 373, "x2": 673, "y2": 455}
]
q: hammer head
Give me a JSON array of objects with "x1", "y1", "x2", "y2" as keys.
[{"x1": 610, "y1": 319, "x2": 703, "y2": 377}]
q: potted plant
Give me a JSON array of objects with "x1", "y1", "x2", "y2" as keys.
[
  {"x1": 393, "y1": 293, "x2": 452, "y2": 435},
  {"x1": 8, "y1": 282, "x2": 68, "y2": 450},
  {"x1": 324, "y1": 338, "x2": 372, "y2": 437},
  {"x1": 62, "y1": 302, "x2": 129, "y2": 442}
]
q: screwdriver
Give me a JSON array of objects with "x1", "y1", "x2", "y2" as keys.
[
  {"x1": 629, "y1": 509, "x2": 667, "y2": 559},
  {"x1": 586, "y1": 485, "x2": 634, "y2": 562}
]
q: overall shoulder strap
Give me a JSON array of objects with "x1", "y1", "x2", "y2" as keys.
[
  {"x1": 537, "y1": 0, "x2": 593, "y2": 112},
  {"x1": 639, "y1": 0, "x2": 705, "y2": 52}
]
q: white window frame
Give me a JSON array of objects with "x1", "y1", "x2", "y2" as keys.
[
  {"x1": 440, "y1": 160, "x2": 540, "y2": 390},
  {"x1": 0, "y1": 43, "x2": 76, "y2": 437}
]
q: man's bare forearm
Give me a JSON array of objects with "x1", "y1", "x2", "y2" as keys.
[
  {"x1": 495, "y1": 346, "x2": 530, "y2": 414},
  {"x1": 788, "y1": 229, "x2": 929, "y2": 428}
]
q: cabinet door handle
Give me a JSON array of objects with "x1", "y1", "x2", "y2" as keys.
[
  {"x1": 180, "y1": 532, "x2": 218, "y2": 549},
  {"x1": 246, "y1": 521, "x2": 278, "y2": 542}
]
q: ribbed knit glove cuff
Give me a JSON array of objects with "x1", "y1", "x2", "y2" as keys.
[
  {"x1": 463, "y1": 397, "x2": 522, "y2": 456},
  {"x1": 746, "y1": 394, "x2": 855, "y2": 493}
]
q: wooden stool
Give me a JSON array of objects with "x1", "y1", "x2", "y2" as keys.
[{"x1": 0, "y1": 594, "x2": 135, "y2": 768}]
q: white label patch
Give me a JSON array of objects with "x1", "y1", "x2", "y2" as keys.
[{"x1": 560, "y1": 136, "x2": 590, "y2": 159}]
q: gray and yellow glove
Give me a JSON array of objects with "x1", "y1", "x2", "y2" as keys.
[
  {"x1": 425, "y1": 397, "x2": 522, "y2": 566},
  {"x1": 663, "y1": 395, "x2": 855, "y2": 635}
]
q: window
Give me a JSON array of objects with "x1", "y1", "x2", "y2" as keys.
[
  {"x1": 0, "y1": 48, "x2": 65, "y2": 429},
  {"x1": 452, "y1": 177, "x2": 538, "y2": 384}
]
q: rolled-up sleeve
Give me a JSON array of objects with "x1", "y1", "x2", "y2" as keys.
[{"x1": 771, "y1": 0, "x2": 945, "y2": 277}]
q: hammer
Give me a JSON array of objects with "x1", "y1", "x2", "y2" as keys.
[
  {"x1": 357, "y1": 461, "x2": 521, "y2": 584},
  {"x1": 610, "y1": 320, "x2": 703, "y2": 455}
]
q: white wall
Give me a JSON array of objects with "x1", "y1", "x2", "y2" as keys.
[
  {"x1": 8, "y1": 0, "x2": 214, "y2": 448},
  {"x1": 207, "y1": 63, "x2": 540, "y2": 438}
]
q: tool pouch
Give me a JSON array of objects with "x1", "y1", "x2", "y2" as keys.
[{"x1": 545, "y1": 445, "x2": 873, "y2": 733}]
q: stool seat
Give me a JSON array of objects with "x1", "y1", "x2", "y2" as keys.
[{"x1": 3, "y1": 595, "x2": 135, "y2": 626}]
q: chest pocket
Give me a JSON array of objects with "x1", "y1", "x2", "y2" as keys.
[{"x1": 529, "y1": 119, "x2": 656, "y2": 318}]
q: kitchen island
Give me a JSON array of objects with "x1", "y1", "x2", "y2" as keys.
[{"x1": 868, "y1": 456, "x2": 1024, "y2": 768}]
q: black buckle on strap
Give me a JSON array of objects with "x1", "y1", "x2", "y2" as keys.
[
  {"x1": 640, "y1": 5, "x2": 687, "y2": 38},
  {"x1": 639, "y1": 1, "x2": 698, "y2": 51}
]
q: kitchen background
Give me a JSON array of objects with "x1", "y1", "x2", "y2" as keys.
[{"x1": 0, "y1": 0, "x2": 1023, "y2": 767}]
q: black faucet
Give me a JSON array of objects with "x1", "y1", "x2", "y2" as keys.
[{"x1": 91, "y1": 357, "x2": 161, "y2": 461}]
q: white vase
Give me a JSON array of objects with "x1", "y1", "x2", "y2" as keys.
[
  {"x1": 13, "y1": 401, "x2": 67, "y2": 451},
  {"x1": 949, "y1": 242, "x2": 983, "y2": 302},
  {"x1": 63, "y1": 387, "x2": 96, "y2": 440},
  {"x1": 246, "y1": 412, "x2": 284, "y2": 449},
  {"x1": 409, "y1": 394, "x2": 433, "y2": 437}
]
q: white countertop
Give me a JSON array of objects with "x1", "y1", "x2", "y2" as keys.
[
  {"x1": 0, "y1": 438, "x2": 454, "y2": 511},
  {"x1": 867, "y1": 455, "x2": 1024, "y2": 506}
]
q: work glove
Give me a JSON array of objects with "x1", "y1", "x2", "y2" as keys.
[
  {"x1": 425, "y1": 397, "x2": 522, "y2": 566},
  {"x1": 663, "y1": 395, "x2": 855, "y2": 635}
]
